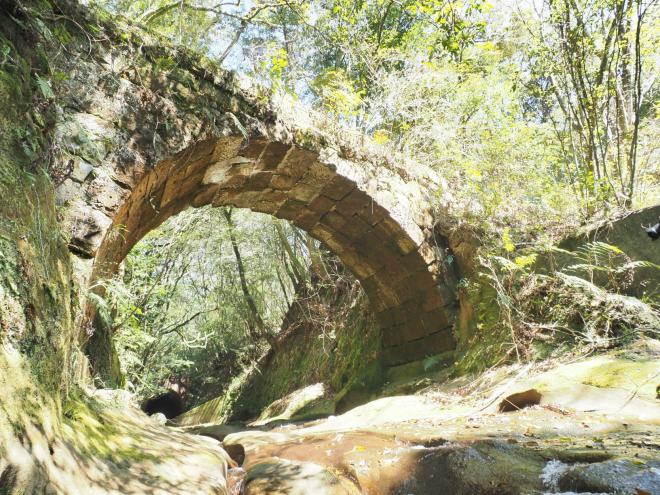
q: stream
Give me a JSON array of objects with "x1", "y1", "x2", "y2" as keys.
[{"x1": 182, "y1": 404, "x2": 660, "y2": 495}]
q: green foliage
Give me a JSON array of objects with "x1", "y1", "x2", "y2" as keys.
[
  {"x1": 543, "y1": 241, "x2": 660, "y2": 294},
  {"x1": 108, "y1": 207, "x2": 321, "y2": 403},
  {"x1": 459, "y1": 241, "x2": 660, "y2": 373},
  {"x1": 311, "y1": 68, "x2": 364, "y2": 117},
  {"x1": 95, "y1": 0, "x2": 658, "y2": 237}
]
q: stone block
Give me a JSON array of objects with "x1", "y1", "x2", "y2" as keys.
[
  {"x1": 320, "y1": 211, "x2": 347, "y2": 232},
  {"x1": 292, "y1": 209, "x2": 323, "y2": 231},
  {"x1": 243, "y1": 171, "x2": 272, "y2": 191},
  {"x1": 299, "y1": 161, "x2": 335, "y2": 189},
  {"x1": 269, "y1": 173, "x2": 296, "y2": 190},
  {"x1": 275, "y1": 198, "x2": 307, "y2": 221},
  {"x1": 221, "y1": 174, "x2": 248, "y2": 191},
  {"x1": 420, "y1": 307, "x2": 455, "y2": 334},
  {"x1": 308, "y1": 221, "x2": 334, "y2": 241},
  {"x1": 355, "y1": 200, "x2": 389, "y2": 226},
  {"x1": 162, "y1": 168, "x2": 206, "y2": 208},
  {"x1": 335, "y1": 248, "x2": 378, "y2": 280},
  {"x1": 335, "y1": 188, "x2": 370, "y2": 217},
  {"x1": 281, "y1": 146, "x2": 316, "y2": 178},
  {"x1": 376, "y1": 306, "x2": 409, "y2": 329},
  {"x1": 369, "y1": 219, "x2": 398, "y2": 244},
  {"x1": 374, "y1": 216, "x2": 419, "y2": 256},
  {"x1": 252, "y1": 198, "x2": 286, "y2": 215},
  {"x1": 210, "y1": 136, "x2": 243, "y2": 163},
  {"x1": 226, "y1": 190, "x2": 264, "y2": 209},
  {"x1": 382, "y1": 325, "x2": 407, "y2": 347},
  {"x1": 89, "y1": 179, "x2": 128, "y2": 213},
  {"x1": 241, "y1": 138, "x2": 269, "y2": 160},
  {"x1": 400, "y1": 250, "x2": 429, "y2": 273},
  {"x1": 340, "y1": 214, "x2": 371, "y2": 241},
  {"x1": 371, "y1": 273, "x2": 402, "y2": 306},
  {"x1": 307, "y1": 195, "x2": 335, "y2": 214},
  {"x1": 263, "y1": 188, "x2": 290, "y2": 202},
  {"x1": 260, "y1": 142, "x2": 291, "y2": 170},
  {"x1": 321, "y1": 176, "x2": 355, "y2": 201},
  {"x1": 353, "y1": 229, "x2": 382, "y2": 255},
  {"x1": 71, "y1": 158, "x2": 94, "y2": 182},
  {"x1": 355, "y1": 241, "x2": 402, "y2": 273},
  {"x1": 191, "y1": 184, "x2": 220, "y2": 208},
  {"x1": 319, "y1": 230, "x2": 352, "y2": 258},
  {"x1": 420, "y1": 287, "x2": 446, "y2": 312},
  {"x1": 399, "y1": 317, "x2": 431, "y2": 342},
  {"x1": 289, "y1": 181, "x2": 320, "y2": 203}
]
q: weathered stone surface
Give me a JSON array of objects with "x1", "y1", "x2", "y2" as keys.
[
  {"x1": 545, "y1": 204, "x2": 660, "y2": 299},
  {"x1": 382, "y1": 329, "x2": 455, "y2": 366},
  {"x1": 70, "y1": 158, "x2": 94, "y2": 183},
  {"x1": 64, "y1": 203, "x2": 113, "y2": 257},
  {"x1": 244, "y1": 459, "x2": 358, "y2": 495}
]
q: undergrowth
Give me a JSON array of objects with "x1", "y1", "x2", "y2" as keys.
[{"x1": 457, "y1": 242, "x2": 660, "y2": 374}]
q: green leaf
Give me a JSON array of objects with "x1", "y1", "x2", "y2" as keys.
[
  {"x1": 502, "y1": 227, "x2": 515, "y2": 253},
  {"x1": 35, "y1": 75, "x2": 54, "y2": 99}
]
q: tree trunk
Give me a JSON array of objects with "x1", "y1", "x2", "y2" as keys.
[{"x1": 222, "y1": 208, "x2": 274, "y2": 346}]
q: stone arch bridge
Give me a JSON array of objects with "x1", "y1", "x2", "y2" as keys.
[{"x1": 49, "y1": 2, "x2": 458, "y2": 384}]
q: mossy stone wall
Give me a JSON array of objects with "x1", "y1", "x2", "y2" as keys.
[{"x1": 0, "y1": 5, "x2": 80, "y2": 397}]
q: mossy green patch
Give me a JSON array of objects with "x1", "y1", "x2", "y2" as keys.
[
  {"x1": 61, "y1": 394, "x2": 160, "y2": 464},
  {"x1": 178, "y1": 291, "x2": 383, "y2": 425},
  {"x1": 0, "y1": 20, "x2": 78, "y2": 398}
]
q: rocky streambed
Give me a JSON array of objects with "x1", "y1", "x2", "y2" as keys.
[
  {"x1": 5, "y1": 350, "x2": 657, "y2": 494},
  {"x1": 175, "y1": 350, "x2": 660, "y2": 495},
  {"x1": 188, "y1": 402, "x2": 659, "y2": 495}
]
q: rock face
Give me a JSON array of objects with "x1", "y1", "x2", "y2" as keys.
[
  {"x1": 26, "y1": 0, "x2": 461, "y2": 385},
  {"x1": 0, "y1": 363, "x2": 233, "y2": 495},
  {"x1": 551, "y1": 204, "x2": 660, "y2": 298}
]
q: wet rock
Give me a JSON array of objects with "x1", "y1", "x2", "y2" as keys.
[
  {"x1": 250, "y1": 383, "x2": 333, "y2": 426},
  {"x1": 557, "y1": 459, "x2": 660, "y2": 495},
  {"x1": 223, "y1": 430, "x2": 295, "y2": 452},
  {"x1": 494, "y1": 355, "x2": 660, "y2": 419},
  {"x1": 392, "y1": 441, "x2": 547, "y2": 495},
  {"x1": 244, "y1": 458, "x2": 358, "y2": 495},
  {"x1": 227, "y1": 467, "x2": 246, "y2": 495},
  {"x1": 303, "y1": 395, "x2": 442, "y2": 433}
]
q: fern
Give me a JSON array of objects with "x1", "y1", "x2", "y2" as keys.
[{"x1": 35, "y1": 74, "x2": 54, "y2": 99}]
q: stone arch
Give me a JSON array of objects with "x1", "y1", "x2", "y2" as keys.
[
  {"x1": 40, "y1": 6, "x2": 458, "y2": 383},
  {"x1": 86, "y1": 134, "x2": 456, "y2": 381}
]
